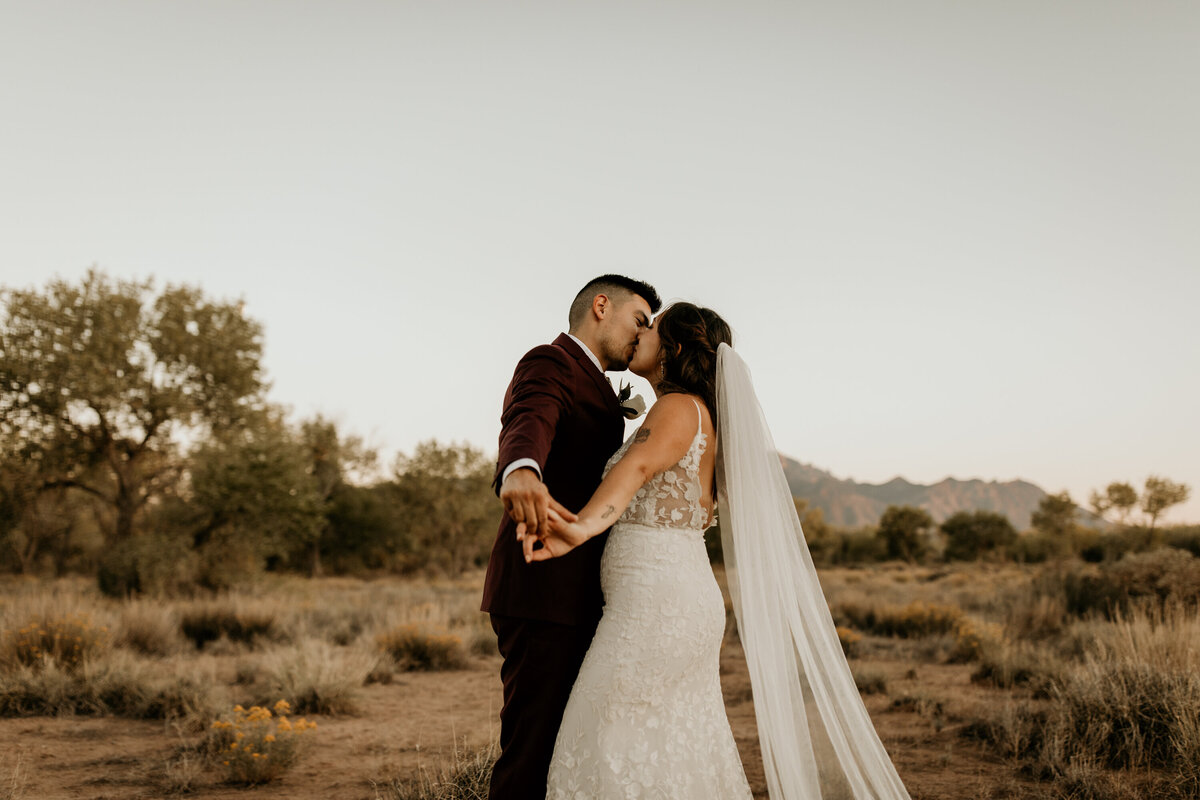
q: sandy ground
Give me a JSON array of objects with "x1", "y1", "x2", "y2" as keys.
[{"x1": 0, "y1": 637, "x2": 1044, "y2": 800}]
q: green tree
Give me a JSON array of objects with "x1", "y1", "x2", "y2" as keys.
[
  {"x1": 391, "y1": 440, "x2": 500, "y2": 575},
  {"x1": 1031, "y1": 490, "x2": 1078, "y2": 538},
  {"x1": 1141, "y1": 476, "x2": 1191, "y2": 532},
  {"x1": 298, "y1": 415, "x2": 378, "y2": 576},
  {"x1": 876, "y1": 505, "x2": 933, "y2": 563},
  {"x1": 940, "y1": 510, "x2": 1017, "y2": 561},
  {"x1": 0, "y1": 269, "x2": 264, "y2": 545},
  {"x1": 1088, "y1": 482, "x2": 1139, "y2": 525},
  {"x1": 186, "y1": 409, "x2": 324, "y2": 586}
]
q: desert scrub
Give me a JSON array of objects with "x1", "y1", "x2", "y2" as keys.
[
  {"x1": 255, "y1": 639, "x2": 373, "y2": 714},
  {"x1": 374, "y1": 738, "x2": 496, "y2": 800},
  {"x1": 115, "y1": 601, "x2": 184, "y2": 657},
  {"x1": 947, "y1": 617, "x2": 1003, "y2": 663},
  {"x1": 377, "y1": 624, "x2": 468, "y2": 671},
  {"x1": 0, "y1": 612, "x2": 110, "y2": 672},
  {"x1": 834, "y1": 601, "x2": 964, "y2": 639},
  {"x1": 836, "y1": 626, "x2": 862, "y2": 657},
  {"x1": 0, "y1": 650, "x2": 219, "y2": 720},
  {"x1": 209, "y1": 700, "x2": 317, "y2": 786},
  {"x1": 179, "y1": 600, "x2": 280, "y2": 650}
]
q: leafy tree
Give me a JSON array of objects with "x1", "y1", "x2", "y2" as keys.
[
  {"x1": 0, "y1": 269, "x2": 264, "y2": 544},
  {"x1": 298, "y1": 415, "x2": 377, "y2": 576},
  {"x1": 1031, "y1": 490, "x2": 1077, "y2": 538},
  {"x1": 876, "y1": 505, "x2": 933, "y2": 563},
  {"x1": 1088, "y1": 482, "x2": 1139, "y2": 525},
  {"x1": 940, "y1": 510, "x2": 1017, "y2": 561},
  {"x1": 1141, "y1": 476, "x2": 1191, "y2": 532},
  {"x1": 391, "y1": 440, "x2": 500, "y2": 575},
  {"x1": 185, "y1": 409, "x2": 324, "y2": 586}
]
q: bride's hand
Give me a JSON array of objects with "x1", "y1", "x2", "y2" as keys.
[{"x1": 521, "y1": 508, "x2": 591, "y2": 562}]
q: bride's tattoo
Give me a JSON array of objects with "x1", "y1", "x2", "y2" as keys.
[
  {"x1": 601, "y1": 505, "x2": 617, "y2": 519},
  {"x1": 633, "y1": 428, "x2": 651, "y2": 444}
]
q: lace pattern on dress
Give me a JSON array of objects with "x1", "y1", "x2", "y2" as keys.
[{"x1": 602, "y1": 398, "x2": 716, "y2": 532}]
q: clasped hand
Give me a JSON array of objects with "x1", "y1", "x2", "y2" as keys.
[{"x1": 518, "y1": 508, "x2": 590, "y2": 563}]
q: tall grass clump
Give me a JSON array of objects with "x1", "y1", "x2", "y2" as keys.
[
  {"x1": 374, "y1": 739, "x2": 496, "y2": 800},
  {"x1": 255, "y1": 639, "x2": 373, "y2": 714},
  {"x1": 115, "y1": 601, "x2": 184, "y2": 657},
  {"x1": 966, "y1": 604, "x2": 1200, "y2": 797},
  {"x1": 377, "y1": 624, "x2": 468, "y2": 671},
  {"x1": 0, "y1": 650, "x2": 219, "y2": 721}
]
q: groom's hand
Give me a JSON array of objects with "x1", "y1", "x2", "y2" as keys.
[{"x1": 500, "y1": 468, "x2": 577, "y2": 541}]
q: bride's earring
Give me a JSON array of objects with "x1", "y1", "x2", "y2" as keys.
[{"x1": 657, "y1": 360, "x2": 665, "y2": 381}]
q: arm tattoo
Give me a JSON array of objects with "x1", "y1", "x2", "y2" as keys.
[
  {"x1": 601, "y1": 505, "x2": 617, "y2": 519},
  {"x1": 633, "y1": 427, "x2": 651, "y2": 444}
]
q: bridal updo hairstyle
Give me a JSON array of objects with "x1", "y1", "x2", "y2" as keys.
[{"x1": 655, "y1": 302, "x2": 733, "y2": 422}]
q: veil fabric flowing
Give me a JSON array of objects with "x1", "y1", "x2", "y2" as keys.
[{"x1": 716, "y1": 342, "x2": 911, "y2": 800}]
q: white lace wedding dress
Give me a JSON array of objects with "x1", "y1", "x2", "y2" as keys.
[{"x1": 546, "y1": 400, "x2": 752, "y2": 799}]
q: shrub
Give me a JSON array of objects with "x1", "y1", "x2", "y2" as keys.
[
  {"x1": 836, "y1": 626, "x2": 862, "y2": 658},
  {"x1": 0, "y1": 613, "x2": 110, "y2": 672},
  {"x1": 971, "y1": 641, "x2": 1058, "y2": 696},
  {"x1": 941, "y1": 510, "x2": 1018, "y2": 561},
  {"x1": 208, "y1": 700, "x2": 317, "y2": 786},
  {"x1": 179, "y1": 601, "x2": 279, "y2": 650},
  {"x1": 834, "y1": 601, "x2": 964, "y2": 639},
  {"x1": 256, "y1": 639, "x2": 373, "y2": 714},
  {"x1": 377, "y1": 625, "x2": 468, "y2": 672},
  {"x1": 1010, "y1": 531, "x2": 1066, "y2": 564},
  {"x1": 115, "y1": 602, "x2": 183, "y2": 657},
  {"x1": 947, "y1": 617, "x2": 1002, "y2": 664},
  {"x1": 0, "y1": 651, "x2": 218, "y2": 720},
  {"x1": 851, "y1": 666, "x2": 887, "y2": 695}
]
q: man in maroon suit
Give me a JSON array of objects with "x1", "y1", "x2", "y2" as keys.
[{"x1": 482, "y1": 274, "x2": 661, "y2": 799}]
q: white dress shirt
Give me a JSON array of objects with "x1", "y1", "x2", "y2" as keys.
[{"x1": 500, "y1": 333, "x2": 607, "y2": 485}]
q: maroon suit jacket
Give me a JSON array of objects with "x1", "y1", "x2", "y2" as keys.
[{"x1": 480, "y1": 333, "x2": 625, "y2": 626}]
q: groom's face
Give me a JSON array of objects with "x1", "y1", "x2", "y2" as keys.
[{"x1": 599, "y1": 294, "x2": 652, "y2": 371}]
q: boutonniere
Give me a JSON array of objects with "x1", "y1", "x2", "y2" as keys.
[{"x1": 616, "y1": 381, "x2": 646, "y2": 420}]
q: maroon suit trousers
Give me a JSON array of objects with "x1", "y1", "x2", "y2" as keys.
[{"x1": 488, "y1": 613, "x2": 599, "y2": 800}]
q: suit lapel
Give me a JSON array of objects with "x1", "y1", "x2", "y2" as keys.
[{"x1": 554, "y1": 333, "x2": 620, "y2": 415}]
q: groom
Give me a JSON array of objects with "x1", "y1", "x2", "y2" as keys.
[{"x1": 482, "y1": 274, "x2": 660, "y2": 799}]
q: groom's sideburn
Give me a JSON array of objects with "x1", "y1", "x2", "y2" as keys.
[{"x1": 482, "y1": 334, "x2": 625, "y2": 800}]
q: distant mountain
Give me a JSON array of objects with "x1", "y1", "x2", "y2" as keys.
[{"x1": 780, "y1": 457, "x2": 1055, "y2": 530}]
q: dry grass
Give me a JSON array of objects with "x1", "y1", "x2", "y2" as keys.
[
  {"x1": 378, "y1": 625, "x2": 469, "y2": 672},
  {"x1": 374, "y1": 739, "x2": 496, "y2": 800},
  {"x1": 254, "y1": 639, "x2": 374, "y2": 715}
]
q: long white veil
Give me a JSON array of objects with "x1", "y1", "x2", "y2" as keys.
[{"x1": 716, "y1": 342, "x2": 911, "y2": 800}]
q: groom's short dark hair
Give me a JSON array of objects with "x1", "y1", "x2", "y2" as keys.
[{"x1": 569, "y1": 275, "x2": 662, "y2": 328}]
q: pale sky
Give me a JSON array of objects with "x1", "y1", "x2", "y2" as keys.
[{"x1": 2, "y1": 1, "x2": 1197, "y2": 523}]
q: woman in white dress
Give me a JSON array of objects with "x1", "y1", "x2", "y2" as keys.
[{"x1": 522, "y1": 302, "x2": 913, "y2": 800}]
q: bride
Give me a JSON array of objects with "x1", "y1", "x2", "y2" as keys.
[{"x1": 520, "y1": 302, "x2": 913, "y2": 799}]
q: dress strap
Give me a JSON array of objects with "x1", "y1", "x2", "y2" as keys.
[{"x1": 691, "y1": 398, "x2": 702, "y2": 432}]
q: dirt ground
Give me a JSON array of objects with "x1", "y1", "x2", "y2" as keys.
[{"x1": 0, "y1": 637, "x2": 1044, "y2": 800}]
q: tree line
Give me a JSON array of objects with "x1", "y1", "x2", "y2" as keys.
[
  {"x1": 0, "y1": 270, "x2": 500, "y2": 592},
  {"x1": 2, "y1": 270, "x2": 1193, "y2": 592}
]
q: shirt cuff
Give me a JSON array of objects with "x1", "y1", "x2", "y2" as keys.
[{"x1": 502, "y1": 458, "x2": 542, "y2": 485}]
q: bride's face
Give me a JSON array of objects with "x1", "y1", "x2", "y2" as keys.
[{"x1": 629, "y1": 315, "x2": 662, "y2": 380}]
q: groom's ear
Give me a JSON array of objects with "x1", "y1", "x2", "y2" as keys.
[{"x1": 591, "y1": 293, "x2": 611, "y2": 320}]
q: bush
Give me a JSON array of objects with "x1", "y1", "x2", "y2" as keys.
[
  {"x1": 179, "y1": 601, "x2": 279, "y2": 650},
  {"x1": 834, "y1": 601, "x2": 964, "y2": 639},
  {"x1": 255, "y1": 639, "x2": 373, "y2": 714},
  {"x1": 96, "y1": 533, "x2": 197, "y2": 597},
  {"x1": 377, "y1": 625, "x2": 468, "y2": 671},
  {"x1": 1010, "y1": 531, "x2": 1068, "y2": 564},
  {"x1": 115, "y1": 602, "x2": 183, "y2": 657},
  {"x1": 207, "y1": 700, "x2": 317, "y2": 786},
  {"x1": 941, "y1": 511, "x2": 1017, "y2": 561},
  {"x1": 0, "y1": 651, "x2": 218, "y2": 720},
  {"x1": 851, "y1": 666, "x2": 887, "y2": 695},
  {"x1": 0, "y1": 612, "x2": 110, "y2": 672}
]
